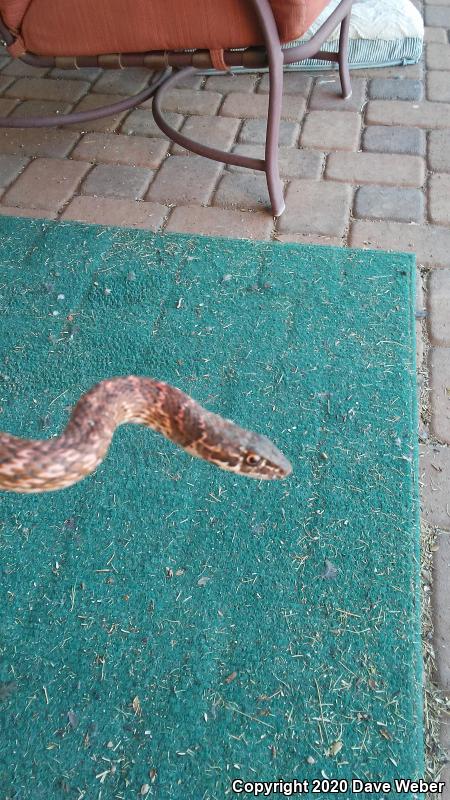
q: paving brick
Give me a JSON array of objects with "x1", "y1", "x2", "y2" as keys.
[
  {"x1": 92, "y1": 68, "x2": 154, "y2": 95},
  {"x1": 166, "y1": 205, "x2": 274, "y2": 239},
  {"x1": 427, "y1": 43, "x2": 450, "y2": 70},
  {"x1": 172, "y1": 115, "x2": 240, "y2": 155},
  {"x1": 80, "y1": 164, "x2": 153, "y2": 200},
  {"x1": 0, "y1": 128, "x2": 80, "y2": 158},
  {"x1": 212, "y1": 171, "x2": 274, "y2": 211},
  {"x1": 0, "y1": 206, "x2": 57, "y2": 219},
  {"x1": 433, "y1": 530, "x2": 450, "y2": 691},
  {"x1": 274, "y1": 232, "x2": 344, "y2": 247},
  {"x1": 1, "y1": 60, "x2": 49, "y2": 78},
  {"x1": 204, "y1": 73, "x2": 257, "y2": 94},
  {"x1": 442, "y1": 711, "x2": 450, "y2": 751},
  {"x1": 300, "y1": 110, "x2": 361, "y2": 151},
  {"x1": 121, "y1": 108, "x2": 183, "y2": 138},
  {"x1": 173, "y1": 73, "x2": 204, "y2": 90},
  {"x1": 229, "y1": 144, "x2": 323, "y2": 180},
  {"x1": 430, "y1": 347, "x2": 450, "y2": 443},
  {"x1": 427, "y1": 70, "x2": 450, "y2": 102},
  {"x1": 369, "y1": 77, "x2": 423, "y2": 101},
  {"x1": 239, "y1": 118, "x2": 299, "y2": 146},
  {"x1": 68, "y1": 93, "x2": 130, "y2": 132},
  {"x1": 366, "y1": 99, "x2": 450, "y2": 129},
  {"x1": 362, "y1": 125, "x2": 426, "y2": 156},
  {"x1": 0, "y1": 74, "x2": 15, "y2": 93},
  {"x1": 442, "y1": 713, "x2": 450, "y2": 764},
  {"x1": 0, "y1": 98, "x2": 18, "y2": 116},
  {"x1": 354, "y1": 185, "x2": 424, "y2": 222},
  {"x1": 277, "y1": 180, "x2": 352, "y2": 237},
  {"x1": 2, "y1": 158, "x2": 90, "y2": 211},
  {"x1": 326, "y1": 152, "x2": 425, "y2": 187},
  {"x1": 425, "y1": 4, "x2": 450, "y2": 25},
  {"x1": 424, "y1": 26, "x2": 449, "y2": 42},
  {"x1": 258, "y1": 72, "x2": 312, "y2": 97},
  {"x1": 10, "y1": 99, "x2": 72, "y2": 119},
  {"x1": 61, "y1": 195, "x2": 167, "y2": 230},
  {"x1": 152, "y1": 88, "x2": 222, "y2": 116},
  {"x1": 50, "y1": 67, "x2": 102, "y2": 82},
  {"x1": 349, "y1": 220, "x2": 450, "y2": 268},
  {"x1": 5, "y1": 77, "x2": 90, "y2": 102},
  {"x1": 428, "y1": 269, "x2": 450, "y2": 346},
  {"x1": 420, "y1": 444, "x2": 450, "y2": 530},
  {"x1": 146, "y1": 154, "x2": 223, "y2": 205},
  {"x1": 352, "y1": 63, "x2": 423, "y2": 79},
  {"x1": 428, "y1": 130, "x2": 450, "y2": 172},
  {"x1": 71, "y1": 132, "x2": 169, "y2": 168},
  {"x1": 441, "y1": 751, "x2": 450, "y2": 798},
  {"x1": 430, "y1": 174, "x2": 450, "y2": 225},
  {"x1": 0, "y1": 154, "x2": 28, "y2": 188},
  {"x1": 220, "y1": 91, "x2": 307, "y2": 122},
  {"x1": 309, "y1": 76, "x2": 367, "y2": 111}
]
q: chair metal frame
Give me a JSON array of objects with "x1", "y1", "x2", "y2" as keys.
[{"x1": 0, "y1": 0, "x2": 353, "y2": 216}]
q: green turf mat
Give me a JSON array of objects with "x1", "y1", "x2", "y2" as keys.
[{"x1": 0, "y1": 217, "x2": 423, "y2": 798}]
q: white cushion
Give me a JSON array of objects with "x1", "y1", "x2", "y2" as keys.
[
  {"x1": 282, "y1": 0, "x2": 424, "y2": 69},
  {"x1": 304, "y1": 0, "x2": 424, "y2": 42}
]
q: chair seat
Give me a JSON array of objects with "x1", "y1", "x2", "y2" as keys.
[{"x1": 0, "y1": 0, "x2": 330, "y2": 57}]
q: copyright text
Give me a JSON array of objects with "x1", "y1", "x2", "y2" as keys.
[{"x1": 231, "y1": 778, "x2": 445, "y2": 796}]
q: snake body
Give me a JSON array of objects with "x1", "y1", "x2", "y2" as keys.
[{"x1": 0, "y1": 376, "x2": 292, "y2": 493}]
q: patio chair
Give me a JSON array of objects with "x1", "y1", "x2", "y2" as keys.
[{"x1": 0, "y1": 0, "x2": 354, "y2": 216}]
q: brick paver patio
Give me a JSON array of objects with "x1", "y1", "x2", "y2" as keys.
[{"x1": 0, "y1": 0, "x2": 449, "y2": 786}]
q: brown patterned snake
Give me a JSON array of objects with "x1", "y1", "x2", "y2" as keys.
[{"x1": 0, "y1": 376, "x2": 292, "y2": 493}]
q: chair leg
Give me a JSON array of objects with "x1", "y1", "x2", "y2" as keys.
[
  {"x1": 338, "y1": 12, "x2": 352, "y2": 100},
  {"x1": 265, "y1": 48, "x2": 285, "y2": 218},
  {"x1": 249, "y1": 0, "x2": 286, "y2": 217},
  {"x1": 153, "y1": 66, "x2": 266, "y2": 173}
]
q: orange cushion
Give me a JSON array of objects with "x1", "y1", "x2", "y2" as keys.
[
  {"x1": 0, "y1": 0, "x2": 32, "y2": 32},
  {"x1": 0, "y1": 0, "x2": 331, "y2": 56}
]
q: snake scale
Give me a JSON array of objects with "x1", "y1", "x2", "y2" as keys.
[{"x1": 0, "y1": 376, "x2": 292, "y2": 493}]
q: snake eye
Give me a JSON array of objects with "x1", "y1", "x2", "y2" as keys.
[{"x1": 245, "y1": 452, "x2": 262, "y2": 466}]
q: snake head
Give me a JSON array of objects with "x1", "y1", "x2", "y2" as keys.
[
  {"x1": 238, "y1": 431, "x2": 292, "y2": 479},
  {"x1": 188, "y1": 414, "x2": 292, "y2": 480},
  {"x1": 174, "y1": 401, "x2": 292, "y2": 481}
]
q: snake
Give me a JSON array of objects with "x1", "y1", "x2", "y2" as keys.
[{"x1": 0, "y1": 376, "x2": 292, "y2": 493}]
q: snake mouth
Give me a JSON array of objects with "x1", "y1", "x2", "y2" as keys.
[
  {"x1": 208, "y1": 451, "x2": 292, "y2": 480},
  {"x1": 244, "y1": 456, "x2": 293, "y2": 480},
  {"x1": 256, "y1": 460, "x2": 293, "y2": 480},
  {"x1": 241, "y1": 434, "x2": 293, "y2": 479},
  {"x1": 194, "y1": 432, "x2": 293, "y2": 478}
]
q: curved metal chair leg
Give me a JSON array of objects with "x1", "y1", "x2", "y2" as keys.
[
  {"x1": 338, "y1": 12, "x2": 352, "y2": 100},
  {"x1": 248, "y1": 0, "x2": 285, "y2": 217},
  {"x1": 153, "y1": 67, "x2": 265, "y2": 170},
  {"x1": 153, "y1": 0, "x2": 286, "y2": 216},
  {"x1": 153, "y1": 64, "x2": 285, "y2": 217},
  {"x1": 264, "y1": 47, "x2": 285, "y2": 217}
]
